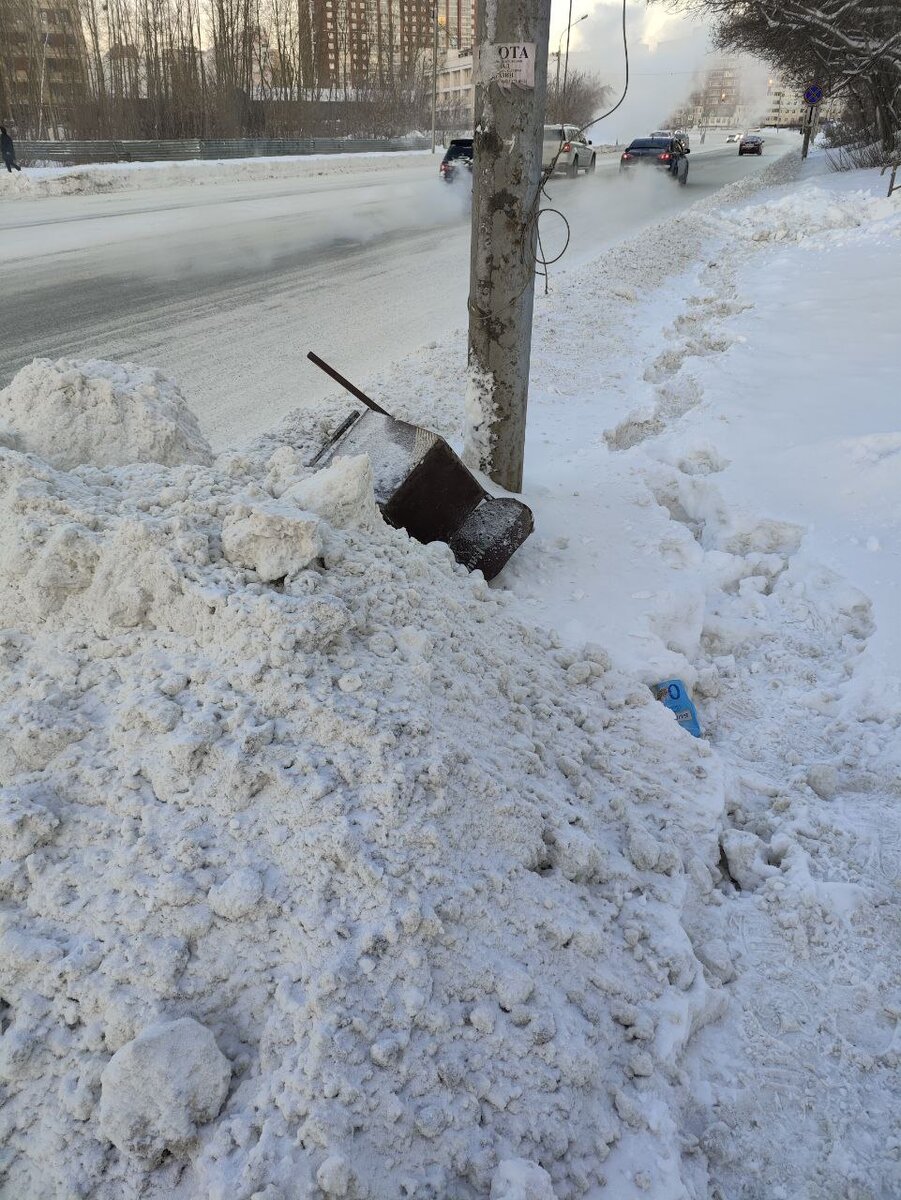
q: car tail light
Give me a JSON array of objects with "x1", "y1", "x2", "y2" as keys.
[
  {"x1": 439, "y1": 162, "x2": 447, "y2": 172},
  {"x1": 658, "y1": 152, "x2": 671, "y2": 162},
  {"x1": 621, "y1": 152, "x2": 632, "y2": 160},
  {"x1": 563, "y1": 142, "x2": 571, "y2": 152}
]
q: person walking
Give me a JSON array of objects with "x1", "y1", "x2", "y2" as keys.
[{"x1": 1, "y1": 127, "x2": 22, "y2": 173}]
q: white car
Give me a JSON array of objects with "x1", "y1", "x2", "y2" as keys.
[
  {"x1": 726, "y1": 132, "x2": 741, "y2": 143},
  {"x1": 542, "y1": 125, "x2": 596, "y2": 177}
]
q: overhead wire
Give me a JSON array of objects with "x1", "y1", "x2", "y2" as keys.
[
  {"x1": 468, "y1": 0, "x2": 631, "y2": 324},
  {"x1": 532, "y1": 0, "x2": 631, "y2": 292}
]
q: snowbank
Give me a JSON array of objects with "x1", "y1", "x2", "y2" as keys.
[
  {"x1": 0, "y1": 358, "x2": 727, "y2": 1198},
  {"x1": 0, "y1": 149, "x2": 430, "y2": 199}
]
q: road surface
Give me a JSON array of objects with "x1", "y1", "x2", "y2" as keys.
[{"x1": 0, "y1": 136, "x2": 791, "y2": 448}]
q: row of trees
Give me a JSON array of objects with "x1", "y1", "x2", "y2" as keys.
[
  {"x1": 0, "y1": 0, "x2": 614, "y2": 144},
  {"x1": 0, "y1": 0, "x2": 440, "y2": 139},
  {"x1": 670, "y1": 0, "x2": 901, "y2": 156}
]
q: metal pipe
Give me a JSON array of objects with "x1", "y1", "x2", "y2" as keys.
[
  {"x1": 37, "y1": 30, "x2": 50, "y2": 141},
  {"x1": 306, "y1": 352, "x2": 391, "y2": 416},
  {"x1": 431, "y1": 2, "x2": 439, "y2": 153}
]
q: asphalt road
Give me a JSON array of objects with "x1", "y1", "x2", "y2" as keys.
[{"x1": 0, "y1": 136, "x2": 791, "y2": 449}]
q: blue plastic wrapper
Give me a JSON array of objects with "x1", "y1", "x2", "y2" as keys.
[{"x1": 651, "y1": 678, "x2": 702, "y2": 737}]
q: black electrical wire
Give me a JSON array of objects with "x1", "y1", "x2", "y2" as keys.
[
  {"x1": 469, "y1": 0, "x2": 630, "y2": 318},
  {"x1": 532, "y1": 0, "x2": 630, "y2": 291}
]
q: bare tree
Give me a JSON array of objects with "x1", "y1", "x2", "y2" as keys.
[{"x1": 547, "y1": 69, "x2": 611, "y2": 127}]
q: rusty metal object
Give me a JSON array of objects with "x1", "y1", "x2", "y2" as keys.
[{"x1": 307, "y1": 353, "x2": 533, "y2": 580}]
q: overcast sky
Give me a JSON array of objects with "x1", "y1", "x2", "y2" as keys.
[{"x1": 547, "y1": 0, "x2": 770, "y2": 141}]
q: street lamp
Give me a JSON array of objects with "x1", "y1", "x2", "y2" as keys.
[
  {"x1": 37, "y1": 26, "x2": 51, "y2": 141},
  {"x1": 554, "y1": 13, "x2": 588, "y2": 107},
  {"x1": 431, "y1": 2, "x2": 440, "y2": 153}
]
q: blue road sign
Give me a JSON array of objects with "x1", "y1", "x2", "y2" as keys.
[{"x1": 804, "y1": 83, "x2": 824, "y2": 105}]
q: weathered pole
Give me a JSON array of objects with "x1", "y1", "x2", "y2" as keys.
[
  {"x1": 465, "y1": 0, "x2": 552, "y2": 493},
  {"x1": 802, "y1": 104, "x2": 814, "y2": 159}
]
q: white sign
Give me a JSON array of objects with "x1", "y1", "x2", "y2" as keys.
[{"x1": 480, "y1": 43, "x2": 536, "y2": 90}]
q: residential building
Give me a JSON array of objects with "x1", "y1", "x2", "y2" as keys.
[
  {"x1": 436, "y1": 48, "x2": 474, "y2": 126},
  {"x1": 0, "y1": 0, "x2": 87, "y2": 135},
  {"x1": 763, "y1": 77, "x2": 808, "y2": 128},
  {"x1": 318, "y1": 0, "x2": 474, "y2": 91}
]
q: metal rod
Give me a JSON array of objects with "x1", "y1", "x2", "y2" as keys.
[
  {"x1": 306, "y1": 351, "x2": 391, "y2": 416},
  {"x1": 431, "y1": 1, "x2": 439, "y2": 153}
]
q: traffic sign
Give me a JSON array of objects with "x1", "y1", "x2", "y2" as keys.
[{"x1": 804, "y1": 83, "x2": 824, "y2": 105}]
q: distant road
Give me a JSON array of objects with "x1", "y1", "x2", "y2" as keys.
[{"x1": 0, "y1": 136, "x2": 791, "y2": 449}]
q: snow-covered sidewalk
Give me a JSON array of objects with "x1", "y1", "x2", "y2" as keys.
[{"x1": 0, "y1": 150, "x2": 897, "y2": 1200}]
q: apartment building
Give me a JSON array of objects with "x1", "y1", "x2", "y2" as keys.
[
  {"x1": 0, "y1": 0, "x2": 87, "y2": 134},
  {"x1": 318, "y1": 0, "x2": 474, "y2": 91}
]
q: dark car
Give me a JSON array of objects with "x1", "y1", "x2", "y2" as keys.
[
  {"x1": 439, "y1": 138, "x2": 473, "y2": 183},
  {"x1": 620, "y1": 136, "x2": 690, "y2": 184},
  {"x1": 738, "y1": 134, "x2": 764, "y2": 156}
]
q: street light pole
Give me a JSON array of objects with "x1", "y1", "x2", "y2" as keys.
[
  {"x1": 37, "y1": 28, "x2": 50, "y2": 141},
  {"x1": 430, "y1": 2, "x2": 439, "y2": 152},
  {"x1": 562, "y1": 13, "x2": 587, "y2": 101}
]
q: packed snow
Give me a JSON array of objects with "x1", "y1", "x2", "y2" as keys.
[{"x1": 0, "y1": 147, "x2": 898, "y2": 1200}]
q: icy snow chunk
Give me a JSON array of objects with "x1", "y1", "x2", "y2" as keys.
[
  {"x1": 316, "y1": 1153, "x2": 353, "y2": 1195},
  {"x1": 0, "y1": 358, "x2": 212, "y2": 469},
  {"x1": 0, "y1": 788, "x2": 59, "y2": 861},
  {"x1": 490, "y1": 1158, "x2": 557, "y2": 1199},
  {"x1": 496, "y1": 968, "x2": 534, "y2": 1009},
  {"x1": 627, "y1": 827, "x2": 661, "y2": 872},
  {"x1": 806, "y1": 763, "x2": 839, "y2": 801},
  {"x1": 283, "y1": 454, "x2": 378, "y2": 531},
  {"x1": 98, "y1": 1017, "x2": 231, "y2": 1163},
  {"x1": 696, "y1": 938, "x2": 736, "y2": 984},
  {"x1": 721, "y1": 829, "x2": 776, "y2": 891},
  {"x1": 208, "y1": 868, "x2": 264, "y2": 920},
  {"x1": 221, "y1": 500, "x2": 322, "y2": 581}
]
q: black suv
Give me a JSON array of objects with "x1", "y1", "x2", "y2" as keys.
[
  {"x1": 439, "y1": 138, "x2": 473, "y2": 183},
  {"x1": 619, "y1": 136, "x2": 690, "y2": 184}
]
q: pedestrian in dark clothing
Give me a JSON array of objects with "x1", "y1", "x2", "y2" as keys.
[{"x1": 1, "y1": 128, "x2": 21, "y2": 173}]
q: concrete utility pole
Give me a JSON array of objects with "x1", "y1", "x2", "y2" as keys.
[{"x1": 465, "y1": 0, "x2": 552, "y2": 493}]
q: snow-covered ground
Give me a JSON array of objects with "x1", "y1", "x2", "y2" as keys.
[
  {"x1": 0, "y1": 149, "x2": 432, "y2": 198},
  {"x1": 0, "y1": 149, "x2": 897, "y2": 1200},
  {"x1": 0, "y1": 136, "x2": 787, "y2": 448}
]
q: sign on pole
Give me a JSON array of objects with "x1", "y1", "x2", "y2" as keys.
[
  {"x1": 803, "y1": 83, "x2": 824, "y2": 106},
  {"x1": 477, "y1": 43, "x2": 537, "y2": 90}
]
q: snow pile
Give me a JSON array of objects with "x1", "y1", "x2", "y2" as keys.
[
  {"x1": 719, "y1": 183, "x2": 899, "y2": 242},
  {"x1": 0, "y1": 358, "x2": 212, "y2": 469},
  {"x1": 0, "y1": 359, "x2": 729, "y2": 1198},
  {"x1": 0, "y1": 150, "x2": 429, "y2": 199},
  {"x1": 329, "y1": 152, "x2": 901, "y2": 1197}
]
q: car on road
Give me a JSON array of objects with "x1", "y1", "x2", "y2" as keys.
[
  {"x1": 620, "y1": 136, "x2": 690, "y2": 184},
  {"x1": 726, "y1": 132, "x2": 740, "y2": 143},
  {"x1": 439, "y1": 138, "x2": 473, "y2": 183},
  {"x1": 738, "y1": 134, "x2": 764, "y2": 156},
  {"x1": 542, "y1": 125, "x2": 596, "y2": 177}
]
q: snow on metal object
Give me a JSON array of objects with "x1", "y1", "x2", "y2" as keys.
[
  {"x1": 651, "y1": 679, "x2": 702, "y2": 738},
  {"x1": 307, "y1": 353, "x2": 534, "y2": 580}
]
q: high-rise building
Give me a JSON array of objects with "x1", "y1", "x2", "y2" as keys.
[
  {"x1": 0, "y1": 0, "x2": 88, "y2": 134},
  {"x1": 318, "y1": 0, "x2": 474, "y2": 90}
]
